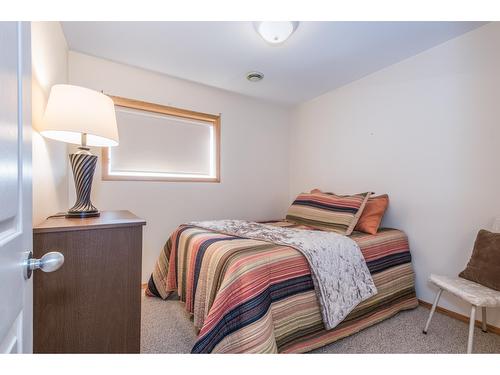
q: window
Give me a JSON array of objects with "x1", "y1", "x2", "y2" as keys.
[{"x1": 102, "y1": 96, "x2": 220, "y2": 182}]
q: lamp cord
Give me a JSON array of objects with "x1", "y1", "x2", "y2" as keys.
[{"x1": 46, "y1": 213, "x2": 67, "y2": 219}]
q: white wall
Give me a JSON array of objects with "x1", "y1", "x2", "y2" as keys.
[
  {"x1": 67, "y1": 52, "x2": 291, "y2": 282},
  {"x1": 31, "y1": 22, "x2": 68, "y2": 225},
  {"x1": 290, "y1": 23, "x2": 500, "y2": 327},
  {"x1": 35, "y1": 23, "x2": 498, "y2": 327}
]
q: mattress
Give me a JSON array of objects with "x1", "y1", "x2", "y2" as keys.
[{"x1": 146, "y1": 220, "x2": 418, "y2": 353}]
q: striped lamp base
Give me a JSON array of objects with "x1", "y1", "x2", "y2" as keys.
[{"x1": 67, "y1": 152, "x2": 99, "y2": 218}]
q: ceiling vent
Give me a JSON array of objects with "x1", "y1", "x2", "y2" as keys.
[{"x1": 246, "y1": 71, "x2": 264, "y2": 82}]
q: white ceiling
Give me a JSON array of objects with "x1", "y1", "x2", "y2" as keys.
[{"x1": 61, "y1": 21, "x2": 487, "y2": 106}]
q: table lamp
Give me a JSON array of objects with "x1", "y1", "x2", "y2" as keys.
[{"x1": 40, "y1": 84, "x2": 119, "y2": 218}]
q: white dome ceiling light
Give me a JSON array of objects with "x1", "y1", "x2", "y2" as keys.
[{"x1": 253, "y1": 21, "x2": 299, "y2": 45}]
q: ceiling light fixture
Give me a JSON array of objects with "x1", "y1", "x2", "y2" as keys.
[
  {"x1": 246, "y1": 71, "x2": 264, "y2": 82},
  {"x1": 253, "y1": 21, "x2": 299, "y2": 45}
]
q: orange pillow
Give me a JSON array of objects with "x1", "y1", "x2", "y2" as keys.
[{"x1": 354, "y1": 194, "x2": 389, "y2": 234}]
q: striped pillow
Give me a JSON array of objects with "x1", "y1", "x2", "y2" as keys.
[{"x1": 285, "y1": 190, "x2": 371, "y2": 235}]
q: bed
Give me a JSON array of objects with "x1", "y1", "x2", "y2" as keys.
[{"x1": 146, "y1": 219, "x2": 418, "y2": 353}]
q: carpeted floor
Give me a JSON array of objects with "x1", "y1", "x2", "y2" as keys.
[{"x1": 141, "y1": 294, "x2": 500, "y2": 354}]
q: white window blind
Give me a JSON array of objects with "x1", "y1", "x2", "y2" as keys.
[{"x1": 102, "y1": 97, "x2": 220, "y2": 182}]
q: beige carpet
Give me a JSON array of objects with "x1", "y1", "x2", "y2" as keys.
[{"x1": 141, "y1": 294, "x2": 500, "y2": 354}]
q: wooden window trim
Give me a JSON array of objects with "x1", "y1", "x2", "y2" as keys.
[{"x1": 102, "y1": 95, "x2": 221, "y2": 183}]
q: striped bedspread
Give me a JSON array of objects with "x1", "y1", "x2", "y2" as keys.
[{"x1": 146, "y1": 221, "x2": 418, "y2": 353}]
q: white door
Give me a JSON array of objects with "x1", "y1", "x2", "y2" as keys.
[{"x1": 0, "y1": 21, "x2": 33, "y2": 354}]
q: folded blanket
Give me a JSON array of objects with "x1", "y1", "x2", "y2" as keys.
[{"x1": 189, "y1": 220, "x2": 377, "y2": 330}]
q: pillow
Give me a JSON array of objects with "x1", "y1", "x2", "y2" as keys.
[
  {"x1": 286, "y1": 190, "x2": 371, "y2": 235},
  {"x1": 459, "y1": 229, "x2": 500, "y2": 291},
  {"x1": 354, "y1": 194, "x2": 389, "y2": 235}
]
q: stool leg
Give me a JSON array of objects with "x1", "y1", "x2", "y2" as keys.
[
  {"x1": 467, "y1": 305, "x2": 476, "y2": 354},
  {"x1": 423, "y1": 288, "x2": 443, "y2": 334},
  {"x1": 481, "y1": 307, "x2": 487, "y2": 333}
]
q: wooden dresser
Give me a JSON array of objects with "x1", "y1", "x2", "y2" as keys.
[{"x1": 33, "y1": 210, "x2": 146, "y2": 353}]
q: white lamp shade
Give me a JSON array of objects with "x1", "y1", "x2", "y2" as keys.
[{"x1": 40, "y1": 84, "x2": 119, "y2": 147}]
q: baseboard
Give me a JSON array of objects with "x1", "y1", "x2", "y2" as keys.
[{"x1": 418, "y1": 299, "x2": 500, "y2": 335}]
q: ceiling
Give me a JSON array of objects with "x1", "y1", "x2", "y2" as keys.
[{"x1": 61, "y1": 21, "x2": 487, "y2": 106}]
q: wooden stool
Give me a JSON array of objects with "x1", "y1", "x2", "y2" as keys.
[{"x1": 423, "y1": 274, "x2": 500, "y2": 353}]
